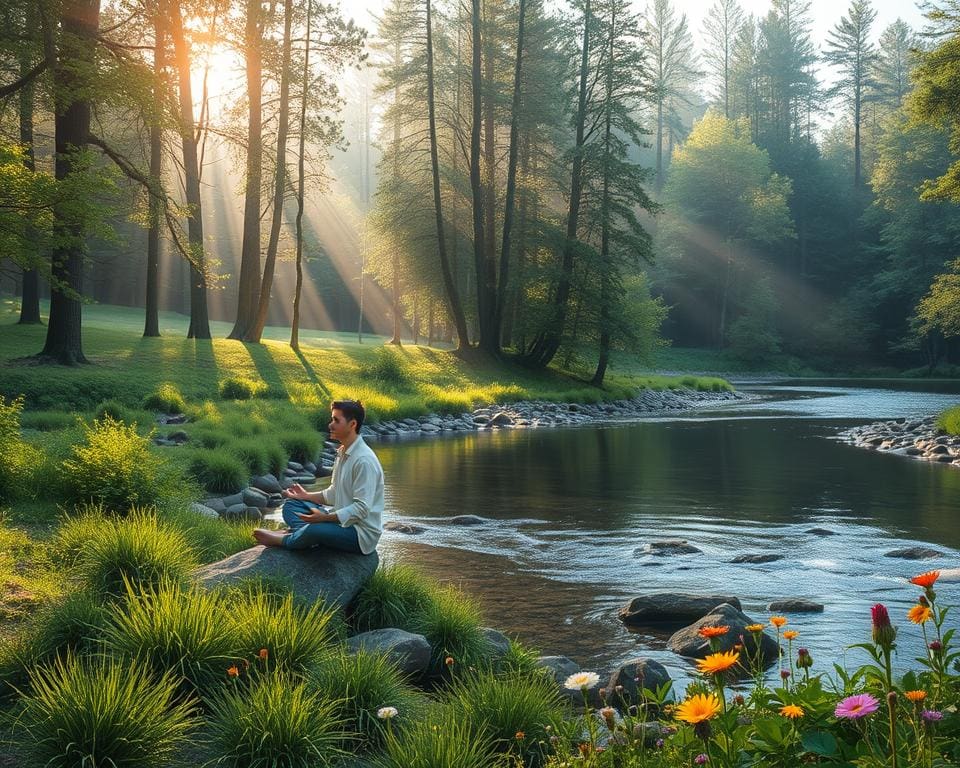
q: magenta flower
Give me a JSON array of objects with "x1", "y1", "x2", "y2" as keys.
[
  {"x1": 835, "y1": 694, "x2": 880, "y2": 719},
  {"x1": 922, "y1": 710, "x2": 944, "y2": 723},
  {"x1": 694, "y1": 754, "x2": 709, "y2": 765}
]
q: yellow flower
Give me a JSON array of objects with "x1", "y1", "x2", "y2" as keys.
[
  {"x1": 904, "y1": 690, "x2": 927, "y2": 703},
  {"x1": 696, "y1": 650, "x2": 740, "y2": 676},
  {"x1": 745, "y1": 624, "x2": 765, "y2": 632},
  {"x1": 907, "y1": 604, "x2": 932, "y2": 625},
  {"x1": 675, "y1": 693, "x2": 722, "y2": 724},
  {"x1": 770, "y1": 616, "x2": 787, "y2": 628},
  {"x1": 780, "y1": 704, "x2": 804, "y2": 719},
  {"x1": 782, "y1": 630, "x2": 799, "y2": 640}
]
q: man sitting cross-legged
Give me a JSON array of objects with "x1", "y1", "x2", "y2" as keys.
[{"x1": 253, "y1": 400, "x2": 384, "y2": 555}]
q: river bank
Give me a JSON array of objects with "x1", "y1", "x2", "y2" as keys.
[{"x1": 836, "y1": 415, "x2": 960, "y2": 468}]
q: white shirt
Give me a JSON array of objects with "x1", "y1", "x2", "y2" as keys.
[{"x1": 319, "y1": 436, "x2": 384, "y2": 555}]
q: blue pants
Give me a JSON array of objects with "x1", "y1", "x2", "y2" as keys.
[{"x1": 281, "y1": 499, "x2": 362, "y2": 554}]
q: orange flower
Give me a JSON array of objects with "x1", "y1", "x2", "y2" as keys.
[
  {"x1": 907, "y1": 604, "x2": 933, "y2": 625},
  {"x1": 782, "y1": 630, "x2": 799, "y2": 640},
  {"x1": 910, "y1": 571, "x2": 940, "y2": 589},
  {"x1": 675, "y1": 693, "x2": 722, "y2": 724},
  {"x1": 745, "y1": 624, "x2": 765, "y2": 633},
  {"x1": 227, "y1": 665, "x2": 239, "y2": 678},
  {"x1": 780, "y1": 704, "x2": 804, "y2": 719},
  {"x1": 696, "y1": 650, "x2": 740, "y2": 676},
  {"x1": 515, "y1": 731, "x2": 525, "y2": 740},
  {"x1": 258, "y1": 648, "x2": 269, "y2": 660},
  {"x1": 698, "y1": 625, "x2": 730, "y2": 638},
  {"x1": 444, "y1": 656, "x2": 455, "y2": 667},
  {"x1": 770, "y1": 616, "x2": 787, "y2": 628},
  {"x1": 904, "y1": 690, "x2": 927, "y2": 703}
]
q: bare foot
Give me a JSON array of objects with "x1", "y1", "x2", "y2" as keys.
[{"x1": 253, "y1": 528, "x2": 287, "y2": 547}]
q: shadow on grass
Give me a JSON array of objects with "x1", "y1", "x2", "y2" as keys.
[
  {"x1": 294, "y1": 348, "x2": 331, "y2": 398},
  {"x1": 246, "y1": 342, "x2": 290, "y2": 400}
]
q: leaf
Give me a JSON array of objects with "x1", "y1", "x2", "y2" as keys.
[{"x1": 800, "y1": 730, "x2": 837, "y2": 756}]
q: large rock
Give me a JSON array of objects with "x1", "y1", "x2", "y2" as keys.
[
  {"x1": 197, "y1": 545, "x2": 379, "y2": 610},
  {"x1": 634, "y1": 540, "x2": 702, "y2": 556},
  {"x1": 242, "y1": 487, "x2": 269, "y2": 509},
  {"x1": 384, "y1": 520, "x2": 427, "y2": 535},
  {"x1": 449, "y1": 515, "x2": 487, "y2": 526},
  {"x1": 667, "y1": 603, "x2": 779, "y2": 667},
  {"x1": 605, "y1": 658, "x2": 671, "y2": 709},
  {"x1": 222, "y1": 504, "x2": 262, "y2": 522},
  {"x1": 536, "y1": 655, "x2": 580, "y2": 687},
  {"x1": 731, "y1": 553, "x2": 783, "y2": 564},
  {"x1": 346, "y1": 628, "x2": 431, "y2": 679},
  {"x1": 481, "y1": 627, "x2": 512, "y2": 657},
  {"x1": 885, "y1": 546, "x2": 944, "y2": 560},
  {"x1": 619, "y1": 593, "x2": 741, "y2": 626},
  {"x1": 767, "y1": 598, "x2": 824, "y2": 613},
  {"x1": 189, "y1": 502, "x2": 219, "y2": 519},
  {"x1": 250, "y1": 474, "x2": 283, "y2": 494}
]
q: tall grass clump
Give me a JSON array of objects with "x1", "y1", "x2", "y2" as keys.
[
  {"x1": 14, "y1": 653, "x2": 196, "y2": 768},
  {"x1": 59, "y1": 416, "x2": 177, "y2": 511},
  {"x1": 416, "y1": 585, "x2": 489, "y2": 672},
  {"x1": 142, "y1": 382, "x2": 186, "y2": 413},
  {"x1": 278, "y1": 430, "x2": 321, "y2": 464},
  {"x1": 0, "y1": 394, "x2": 43, "y2": 502},
  {"x1": 352, "y1": 563, "x2": 434, "y2": 634},
  {"x1": 231, "y1": 436, "x2": 285, "y2": 476},
  {"x1": 52, "y1": 503, "x2": 110, "y2": 567},
  {"x1": 70, "y1": 509, "x2": 197, "y2": 597},
  {"x1": 231, "y1": 590, "x2": 341, "y2": 674},
  {"x1": 371, "y1": 706, "x2": 496, "y2": 768},
  {"x1": 185, "y1": 448, "x2": 248, "y2": 493},
  {"x1": 93, "y1": 398, "x2": 135, "y2": 423},
  {"x1": 937, "y1": 405, "x2": 960, "y2": 435},
  {"x1": 103, "y1": 579, "x2": 239, "y2": 698},
  {"x1": 167, "y1": 505, "x2": 257, "y2": 562},
  {"x1": 207, "y1": 674, "x2": 346, "y2": 768},
  {"x1": 219, "y1": 376, "x2": 266, "y2": 400},
  {"x1": 311, "y1": 649, "x2": 423, "y2": 752},
  {"x1": 19, "y1": 410, "x2": 74, "y2": 432},
  {"x1": 359, "y1": 347, "x2": 414, "y2": 390}
]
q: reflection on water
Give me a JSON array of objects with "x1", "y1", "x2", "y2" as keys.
[{"x1": 374, "y1": 386, "x2": 960, "y2": 687}]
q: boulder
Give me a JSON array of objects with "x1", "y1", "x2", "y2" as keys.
[
  {"x1": 383, "y1": 521, "x2": 427, "y2": 535},
  {"x1": 767, "y1": 598, "x2": 824, "y2": 613},
  {"x1": 667, "y1": 603, "x2": 779, "y2": 667},
  {"x1": 730, "y1": 553, "x2": 783, "y2": 564},
  {"x1": 287, "y1": 460, "x2": 304, "y2": 472},
  {"x1": 221, "y1": 492, "x2": 245, "y2": 508},
  {"x1": 190, "y1": 502, "x2": 219, "y2": 519},
  {"x1": 634, "y1": 540, "x2": 702, "y2": 556},
  {"x1": 805, "y1": 528, "x2": 835, "y2": 536},
  {"x1": 222, "y1": 504, "x2": 262, "y2": 522},
  {"x1": 619, "y1": 593, "x2": 741, "y2": 626},
  {"x1": 489, "y1": 412, "x2": 514, "y2": 427},
  {"x1": 605, "y1": 658, "x2": 671, "y2": 710},
  {"x1": 251, "y1": 474, "x2": 283, "y2": 494},
  {"x1": 242, "y1": 487, "x2": 269, "y2": 509},
  {"x1": 884, "y1": 546, "x2": 944, "y2": 560},
  {"x1": 449, "y1": 515, "x2": 487, "y2": 526},
  {"x1": 202, "y1": 497, "x2": 227, "y2": 513},
  {"x1": 346, "y1": 628, "x2": 432, "y2": 679},
  {"x1": 197, "y1": 545, "x2": 379, "y2": 610},
  {"x1": 535, "y1": 655, "x2": 580, "y2": 687},
  {"x1": 481, "y1": 627, "x2": 512, "y2": 657}
]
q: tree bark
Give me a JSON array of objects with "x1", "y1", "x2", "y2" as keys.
[
  {"x1": 18, "y1": 4, "x2": 41, "y2": 326},
  {"x1": 478, "y1": 0, "x2": 498, "y2": 354},
  {"x1": 389, "y1": 32, "x2": 403, "y2": 346},
  {"x1": 469, "y1": 0, "x2": 489, "y2": 352},
  {"x1": 291, "y1": 0, "x2": 312, "y2": 351},
  {"x1": 144, "y1": 8, "x2": 165, "y2": 338}
]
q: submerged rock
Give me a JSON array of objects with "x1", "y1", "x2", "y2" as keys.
[
  {"x1": 384, "y1": 520, "x2": 427, "y2": 535},
  {"x1": 731, "y1": 553, "x2": 784, "y2": 564},
  {"x1": 884, "y1": 546, "x2": 944, "y2": 560},
  {"x1": 449, "y1": 515, "x2": 488, "y2": 526},
  {"x1": 634, "y1": 540, "x2": 702, "y2": 556},
  {"x1": 619, "y1": 593, "x2": 741, "y2": 625},
  {"x1": 767, "y1": 598, "x2": 824, "y2": 613}
]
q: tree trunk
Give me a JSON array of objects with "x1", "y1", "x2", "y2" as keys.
[
  {"x1": 249, "y1": 0, "x2": 292, "y2": 343},
  {"x1": 170, "y1": 0, "x2": 210, "y2": 339},
  {"x1": 389, "y1": 33, "x2": 403, "y2": 347},
  {"x1": 426, "y1": 0, "x2": 470, "y2": 349},
  {"x1": 144, "y1": 8, "x2": 164, "y2": 338},
  {"x1": 469, "y1": 0, "x2": 489, "y2": 352},
  {"x1": 229, "y1": 0, "x2": 263, "y2": 340},
  {"x1": 427, "y1": 299, "x2": 435, "y2": 346},
  {"x1": 291, "y1": 0, "x2": 311, "y2": 351},
  {"x1": 479, "y1": 0, "x2": 498, "y2": 354},
  {"x1": 41, "y1": 0, "x2": 102, "y2": 363},
  {"x1": 18, "y1": 9, "x2": 41, "y2": 326}
]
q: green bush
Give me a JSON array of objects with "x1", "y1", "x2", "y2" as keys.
[
  {"x1": 206, "y1": 674, "x2": 346, "y2": 768},
  {"x1": 52, "y1": 503, "x2": 109, "y2": 567},
  {"x1": 14, "y1": 653, "x2": 196, "y2": 768},
  {"x1": 166, "y1": 505, "x2": 257, "y2": 563},
  {"x1": 72, "y1": 509, "x2": 198, "y2": 597},
  {"x1": 219, "y1": 376, "x2": 266, "y2": 401},
  {"x1": 371, "y1": 706, "x2": 496, "y2": 768},
  {"x1": 189, "y1": 426, "x2": 232, "y2": 449},
  {"x1": 359, "y1": 348, "x2": 414, "y2": 390},
  {"x1": 311, "y1": 649, "x2": 423, "y2": 752},
  {"x1": 185, "y1": 448, "x2": 248, "y2": 493},
  {"x1": 416, "y1": 585, "x2": 489, "y2": 673},
  {"x1": 93, "y1": 399, "x2": 135, "y2": 423},
  {"x1": 142, "y1": 382, "x2": 186, "y2": 413},
  {"x1": 59, "y1": 416, "x2": 175, "y2": 512},
  {"x1": 278, "y1": 429, "x2": 321, "y2": 464},
  {"x1": 0, "y1": 394, "x2": 43, "y2": 503},
  {"x1": 937, "y1": 405, "x2": 960, "y2": 435},
  {"x1": 103, "y1": 580, "x2": 239, "y2": 698},
  {"x1": 231, "y1": 436, "x2": 286, "y2": 476},
  {"x1": 352, "y1": 563, "x2": 434, "y2": 634}
]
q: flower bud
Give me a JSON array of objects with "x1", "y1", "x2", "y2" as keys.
[
  {"x1": 780, "y1": 670, "x2": 791, "y2": 680},
  {"x1": 733, "y1": 694, "x2": 745, "y2": 706},
  {"x1": 929, "y1": 640, "x2": 942, "y2": 653},
  {"x1": 796, "y1": 648, "x2": 813, "y2": 669},
  {"x1": 871, "y1": 604, "x2": 897, "y2": 650},
  {"x1": 918, "y1": 594, "x2": 929, "y2": 607}
]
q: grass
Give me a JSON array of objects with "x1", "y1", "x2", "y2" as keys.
[{"x1": 937, "y1": 405, "x2": 960, "y2": 435}]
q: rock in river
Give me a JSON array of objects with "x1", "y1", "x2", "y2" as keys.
[
  {"x1": 667, "y1": 603, "x2": 779, "y2": 666},
  {"x1": 731, "y1": 553, "x2": 784, "y2": 564},
  {"x1": 384, "y1": 520, "x2": 427, "y2": 535},
  {"x1": 767, "y1": 598, "x2": 824, "y2": 613},
  {"x1": 619, "y1": 593, "x2": 741, "y2": 625},
  {"x1": 884, "y1": 546, "x2": 944, "y2": 560},
  {"x1": 634, "y1": 540, "x2": 702, "y2": 556}
]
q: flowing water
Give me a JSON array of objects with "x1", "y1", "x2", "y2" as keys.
[{"x1": 337, "y1": 383, "x2": 960, "y2": 687}]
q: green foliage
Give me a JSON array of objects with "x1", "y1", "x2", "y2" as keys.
[
  {"x1": 371, "y1": 706, "x2": 497, "y2": 768},
  {"x1": 359, "y1": 347, "x2": 415, "y2": 390},
  {"x1": 231, "y1": 436, "x2": 286, "y2": 476},
  {"x1": 59, "y1": 416, "x2": 175, "y2": 512},
  {"x1": 937, "y1": 405, "x2": 960, "y2": 436},
  {"x1": 416, "y1": 585, "x2": 489, "y2": 672},
  {"x1": 278, "y1": 430, "x2": 321, "y2": 464},
  {"x1": 916, "y1": 258, "x2": 960, "y2": 341},
  {"x1": 142, "y1": 382, "x2": 187, "y2": 413},
  {"x1": 311, "y1": 649, "x2": 423, "y2": 751},
  {"x1": 352, "y1": 563, "x2": 435, "y2": 634},
  {"x1": 103, "y1": 580, "x2": 239, "y2": 698},
  {"x1": 93, "y1": 399, "x2": 135, "y2": 423},
  {"x1": 206, "y1": 674, "x2": 346, "y2": 768},
  {"x1": 19, "y1": 411, "x2": 75, "y2": 432},
  {"x1": 728, "y1": 278, "x2": 783, "y2": 364},
  {"x1": 0, "y1": 394, "x2": 43, "y2": 503},
  {"x1": 219, "y1": 376, "x2": 266, "y2": 400},
  {"x1": 185, "y1": 448, "x2": 248, "y2": 493},
  {"x1": 14, "y1": 653, "x2": 196, "y2": 768},
  {"x1": 166, "y1": 505, "x2": 257, "y2": 563}
]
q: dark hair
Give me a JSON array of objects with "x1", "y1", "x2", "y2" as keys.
[{"x1": 331, "y1": 400, "x2": 365, "y2": 433}]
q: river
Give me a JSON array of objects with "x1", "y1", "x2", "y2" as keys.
[{"x1": 368, "y1": 383, "x2": 960, "y2": 686}]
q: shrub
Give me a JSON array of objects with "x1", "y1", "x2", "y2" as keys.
[
  {"x1": 14, "y1": 653, "x2": 196, "y2": 768},
  {"x1": 0, "y1": 395, "x2": 43, "y2": 502},
  {"x1": 359, "y1": 348, "x2": 414, "y2": 390},
  {"x1": 352, "y1": 563, "x2": 434, "y2": 634},
  {"x1": 185, "y1": 448, "x2": 248, "y2": 493},
  {"x1": 311, "y1": 649, "x2": 423, "y2": 752},
  {"x1": 190, "y1": 426, "x2": 232, "y2": 449},
  {"x1": 103, "y1": 580, "x2": 239, "y2": 698},
  {"x1": 937, "y1": 405, "x2": 960, "y2": 436},
  {"x1": 166, "y1": 505, "x2": 257, "y2": 563},
  {"x1": 415, "y1": 585, "x2": 489, "y2": 672},
  {"x1": 93, "y1": 399, "x2": 134, "y2": 423},
  {"x1": 206, "y1": 674, "x2": 346, "y2": 768},
  {"x1": 59, "y1": 416, "x2": 175, "y2": 512},
  {"x1": 278, "y1": 429, "x2": 321, "y2": 464},
  {"x1": 371, "y1": 706, "x2": 496, "y2": 768},
  {"x1": 231, "y1": 436, "x2": 285, "y2": 476},
  {"x1": 52, "y1": 503, "x2": 110, "y2": 568},
  {"x1": 72, "y1": 509, "x2": 197, "y2": 597},
  {"x1": 219, "y1": 376, "x2": 266, "y2": 401},
  {"x1": 142, "y1": 382, "x2": 186, "y2": 413}
]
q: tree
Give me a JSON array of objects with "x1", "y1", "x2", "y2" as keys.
[
  {"x1": 702, "y1": 0, "x2": 744, "y2": 118},
  {"x1": 144, "y1": 2, "x2": 166, "y2": 338},
  {"x1": 873, "y1": 19, "x2": 915, "y2": 110}
]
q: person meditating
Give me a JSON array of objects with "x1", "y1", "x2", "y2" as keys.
[{"x1": 253, "y1": 400, "x2": 384, "y2": 555}]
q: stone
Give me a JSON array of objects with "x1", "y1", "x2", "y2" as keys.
[
  {"x1": 605, "y1": 658, "x2": 672, "y2": 709},
  {"x1": 383, "y1": 520, "x2": 427, "y2": 535},
  {"x1": 190, "y1": 502, "x2": 219, "y2": 519},
  {"x1": 250, "y1": 474, "x2": 283, "y2": 494},
  {"x1": 806, "y1": 528, "x2": 835, "y2": 536},
  {"x1": 535, "y1": 655, "x2": 580, "y2": 687},
  {"x1": 222, "y1": 504, "x2": 262, "y2": 522},
  {"x1": 316, "y1": 466, "x2": 333, "y2": 478},
  {"x1": 884, "y1": 546, "x2": 944, "y2": 560},
  {"x1": 202, "y1": 497, "x2": 226, "y2": 513},
  {"x1": 767, "y1": 598, "x2": 824, "y2": 613},
  {"x1": 287, "y1": 460, "x2": 304, "y2": 471},
  {"x1": 619, "y1": 593, "x2": 741, "y2": 625},
  {"x1": 420, "y1": 423, "x2": 441, "y2": 433},
  {"x1": 221, "y1": 492, "x2": 245, "y2": 508},
  {"x1": 346, "y1": 628, "x2": 432, "y2": 679},
  {"x1": 634, "y1": 540, "x2": 702, "y2": 556},
  {"x1": 449, "y1": 515, "x2": 487, "y2": 526},
  {"x1": 481, "y1": 627, "x2": 512, "y2": 657},
  {"x1": 168, "y1": 430, "x2": 189, "y2": 444},
  {"x1": 730, "y1": 553, "x2": 784, "y2": 564},
  {"x1": 489, "y1": 412, "x2": 514, "y2": 427},
  {"x1": 667, "y1": 603, "x2": 779, "y2": 667},
  {"x1": 197, "y1": 545, "x2": 379, "y2": 610},
  {"x1": 242, "y1": 488, "x2": 269, "y2": 509}
]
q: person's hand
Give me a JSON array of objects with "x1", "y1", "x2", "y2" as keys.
[
  {"x1": 282, "y1": 483, "x2": 309, "y2": 500},
  {"x1": 296, "y1": 507, "x2": 329, "y2": 523}
]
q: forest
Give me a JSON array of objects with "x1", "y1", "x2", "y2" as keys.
[{"x1": 1, "y1": 0, "x2": 959, "y2": 380}]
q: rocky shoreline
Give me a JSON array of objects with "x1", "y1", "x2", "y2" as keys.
[{"x1": 837, "y1": 415, "x2": 960, "y2": 468}]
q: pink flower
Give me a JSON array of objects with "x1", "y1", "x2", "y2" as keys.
[
  {"x1": 835, "y1": 694, "x2": 880, "y2": 719},
  {"x1": 871, "y1": 604, "x2": 896, "y2": 649},
  {"x1": 694, "y1": 754, "x2": 709, "y2": 765},
  {"x1": 921, "y1": 710, "x2": 944, "y2": 723}
]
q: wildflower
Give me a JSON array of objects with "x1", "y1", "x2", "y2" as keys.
[
  {"x1": 258, "y1": 648, "x2": 269, "y2": 660},
  {"x1": 871, "y1": 604, "x2": 897, "y2": 650},
  {"x1": 780, "y1": 704, "x2": 804, "y2": 719},
  {"x1": 515, "y1": 731, "x2": 525, "y2": 740},
  {"x1": 598, "y1": 687, "x2": 607, "y2": 700},
  {"x1": 377, "y1": 706, "x2": 398, "y2": 720},
  {"x1": 227, "y1": 665, "x2": 239, "y2": 678},
  {"x1": 907, "y1": 604, "x2": 932, "y2": 624},
  {"x1": 782, "y1": 630, "x2": 799, "y2": 640},
  {"x1": 780, "y1": 670, "x2": 791, "y2": 680},
  {"x1": 444, "y1": 656, "x2": 455, "y2": 667},
  {"x1": 733, "y1": 694, "x2": 745, "y2": 706},
  {"x1": 655, "y1": 738, "x2": 665, "y2": 748},
  {"x1": 904, "y1": 690, "x2": 927, "y2": 703},
  {"x1": 929, "y1": 640, "x2": 942, "y2": 652},
  {"x1": 698, "y1": 625, "x2": 730, "y2": 638},
  {"x1": 910, "y1": 571, "x2": 940, "y2": 589},
  {"x1": 600, "y1": 706, "x2": 617, "y2": 730},
  {"x1": 921, "y1": 710, "x2": 944, "y2": 722},
  {"x1": 745, "y1": 624, "x2": 765, "y2": 632},
  {"x1": 696, "y1": 650, "x2": 740, "y2": 676},
  {"x1": 770, "y1": 616, "x2": 787, "y2": 628},
  {"x1": 796, "y1": 648, "x2": 813, "y2": 668},
  {"x1": 695, "y1": 754, "x2": 709, "y2": 765},
  {"x1": 564, "y1": 671, "x2": 600, "y2": 690},
  {"x1": 834, "y1": 693, "x2": 880, "y2": 719},
  {"x1": 918, "y1": 594, "x2": 930, "y2": 606},
  {"x1": 675, "y1": 693, "x2": 722, "y2": 724}
]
